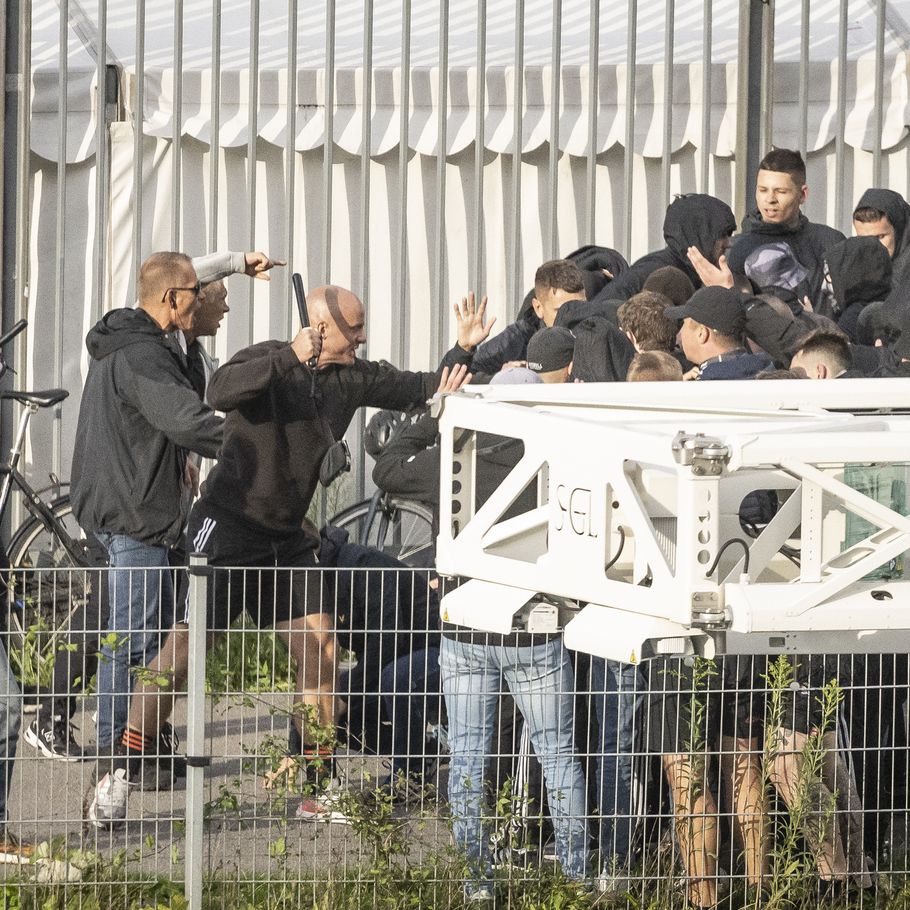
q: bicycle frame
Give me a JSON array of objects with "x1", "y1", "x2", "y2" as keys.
[{"x1": 0, "y1": 400, "x2": 86, "y2": 565}]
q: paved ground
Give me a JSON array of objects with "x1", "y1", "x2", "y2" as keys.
[{"x1": 6, "y1": 694, "x2": 453, "y2": 884}]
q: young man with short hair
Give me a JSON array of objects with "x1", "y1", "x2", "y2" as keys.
[
  {"x1": 727, "y1": 148, "x2": 845, "y2": 276},
  {"x1": 625, "y1": 350, "x2": 683, "y2": 381},
  {"x1": 789, "y1": 329, "x2": 853, "y2": 379},
  {"x1": 617, "y1": 291, "x2": 679, "y2": 353}
]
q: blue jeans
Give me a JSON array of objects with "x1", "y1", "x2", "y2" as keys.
[
  {"x1": 591, "y1": 657, "x2": 642, "y2": 869},
  {"x1": 95, "y1": 533, "x2": 173, "y2": 751},
  {"x1": 440, "y1": 636, "x2": 589, "y2": 890},
  {"x1": 0, "y1": 637, "x2": 21, "y2": 823},
  {"x1": 380, "y1": 646, "x2": 441, "y2": 780}
]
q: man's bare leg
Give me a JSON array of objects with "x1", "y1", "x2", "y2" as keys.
[
  {"x1": 263, "y1": 612, "x2": 341, "y2": 794},
  {"x1": 124, "y1": 624, "x2": 189, "y2": 742},
  {"x1": 275, "y1": 611, "x2": 340, "y2": 743},
  {"x1": 720, "y1": 735, "x2": 770, "y2": 887},
  {"x1": 770, "y1": 728, "x2": 848, "y2": 881},
  {"x1": 664, "y1": 753, "x2": 719, "y2": 908}
]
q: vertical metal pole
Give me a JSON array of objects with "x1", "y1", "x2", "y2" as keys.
[
  {"x1": 734, "y1": 0, "x2": 764, "y2": 223},
  {"x1": 834, "y1": 0, "x2": 848, "y2": 229},
  {"x1": 285, "y1": 0, "x2": 298, "y2": 339},
  {"x1": 585, "y1": 0, "x2": 599, "y2": 241},
  {"x1": 433, "y1": 0, "x2": 450, "y2": 364},
  {"x1": 0, "y1": 1, "x2": 7, "y2": 326},
  {"x1": 359, "y1": 0, "x2": 373, "y2": 314},
  {"x1": 208, "y1": 0, "x2": 222, "y2": 256},
  {"x1": 357, "y1": 0, "x2": 374, "y2": 502},
  {"x1": 760, "y1": 0, "x2": 774, "y2": 154},
  {"x1": 172, "y1": 0, "x2": 184, "y2": 250},
  {"x1": 14, "y1": 0, "x2": 29, "y2": 321},
  {"x1": 472, "y1": 0, "x2": 487, "y2": 293},
  {"x1": 699, "y1": 0, "x2": 713, "y2": 193},
  {"x1": 509, "y1": 0, "x2": 525, "y2": 310},
  {"x1": 53, "y1": 0, "x2": 69, "y2": 475},
  {"x1": 394, "y1": 0, "x2": 411, "y2": 366},
  {"x1": 322, "y1": 0, "x2": 336, "y2": 284},
  {"x1": 184, "y1": 553, "x2": 210, "y2": 910},
  {"x1": 93, "y1": 0, "x2": 108, "y2": 318},
  {"x1": 797, "y1": 0, "x2": 809, "y2": 159},
  {"x1": 246, "y1": 1, "x2": 261, "y2": 343},
  {"x1": 623, "y1": 0, "x2": 637, "y2": 257},
  {"x1": 872, "y1": 0, "x2": 886, "y2": 186},
  {"x1": 132, "y1": 0, "x2": 145, "y2": 288},
  {"x1": 661, "y1": 0, "x2": 675, "y2": 209},
  {"x1": 1, "y1": 0, "x2": 29, "y2": 538},
  {"x1": 547, "y1": 0, "x2": 561, "y2": 258}
]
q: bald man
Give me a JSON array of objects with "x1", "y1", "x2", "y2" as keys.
[{"x1": 89, "y1": 285, "x2": 490, "y2": 827}]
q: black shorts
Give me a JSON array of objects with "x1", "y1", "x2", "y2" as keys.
[
  {"x1": 183, "y1": 501, "x2": 329, "y2": 631},
  {"x1": 717, "y1": 655, "x2": 766, "y2": 743},
  {"x1": 644, "y1": 655, "x2": 765, "y2": 754},
  {"x1": 770, "y1": 654, "x2": 852, "y2": 736},
  {"x1": 644, "y1": 656, "x2": 721, "y2": 755}
]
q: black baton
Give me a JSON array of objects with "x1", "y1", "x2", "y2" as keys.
[{"x1": 291, "y1": 272, "x2": 318, "y2": 396}]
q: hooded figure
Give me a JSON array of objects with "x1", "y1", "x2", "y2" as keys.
[
  {"x1": 590, "y1": 194, "x2": 736, "y2": 304},
  {"x1": 855, "y1": 188, "x2": 910, "y2": 329},
  {"x1": 812, "y1": 236, "x2": 892, "y2": 341},
  {"x1": 854, "y1": 188, "x2": 910, "y2": 277}
]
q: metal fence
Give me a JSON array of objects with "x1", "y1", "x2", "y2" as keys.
[
  {"x1": 1, "y1": 561, "x2": 908, "y2": 908},
  {"x1": 4, "y1": 0, "x2": 910, "y2": 506}
]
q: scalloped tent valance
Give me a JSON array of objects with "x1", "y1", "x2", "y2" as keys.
[{"x1": 30, "y1": 0, "x2": 910, "y2": 163}]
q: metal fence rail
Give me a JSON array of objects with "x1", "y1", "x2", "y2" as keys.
[{"x1": 0, "y1": 563, "x2": 907, "y2": 908}]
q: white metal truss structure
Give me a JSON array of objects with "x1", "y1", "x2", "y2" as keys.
[{"x1": 435, "y1": 379, "x2": 910, "y2": 664}]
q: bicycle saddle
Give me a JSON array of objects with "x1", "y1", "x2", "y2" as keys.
[{"x1": 0, "y1": 388, "x2": 69, "y2": 407}]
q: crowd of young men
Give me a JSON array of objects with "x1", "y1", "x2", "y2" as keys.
[{"x1": 3, "y1": 147, "x2": 907, "y2": 901}]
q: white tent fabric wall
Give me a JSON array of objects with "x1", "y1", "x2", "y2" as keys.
[{"x1": 22, "y1": 0, "x2": 910, "y2": 497}]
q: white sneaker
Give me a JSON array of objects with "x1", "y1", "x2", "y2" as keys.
[
  {"x1": 87, "y1": 768, "x2": 130, "y2": 827},
  {"x1": 295, "y1": 778, "x2": 350, "y2": 824}
]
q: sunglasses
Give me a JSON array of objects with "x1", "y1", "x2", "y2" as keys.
[{"x1": 162, "y1": 282, "x2": 202, "y2": 303}]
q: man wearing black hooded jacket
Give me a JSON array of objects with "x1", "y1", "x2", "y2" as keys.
[
  {"x1": 853, "y1": 188, "x2": 910, "y2": 332},
  {"x1": 726, "y1": 148, "x2": 844, "y2": 276},
  {"x1": 590, "y1": 194, "x2": 736, "y2": 304}
]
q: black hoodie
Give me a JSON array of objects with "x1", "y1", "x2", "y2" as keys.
[
  {"x1": 816, "y1": 236, "x2": 892, "y2": 340},
  {"x1": 71, "y1": 307, "x2": 223, "y2": 547},
  {"x1": 856, "y1": 188, "x2": 910, "y2": 325},
  {"x1": 591, "y1": 195, "x2": 736, "y2": 303},
  {"x1": 727, "y1": 210, "x2": 845, "y2": 277}
]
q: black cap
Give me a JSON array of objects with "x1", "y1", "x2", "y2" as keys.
[
  {"x1": 527, "y1": 326, "x2": 575, "y2": 373},
  {"x1": 664, "y1": 286, "x2": 746, "y2": 337}
]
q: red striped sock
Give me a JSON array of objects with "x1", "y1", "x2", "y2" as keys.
[{"x1": 121, "y1": 726, "x2": 153, "y2": 755}]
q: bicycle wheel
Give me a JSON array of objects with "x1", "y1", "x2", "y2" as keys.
[
  {"x1": 5, "y1": 497, "x2": 98, "y2": 663},
  {"x1": 329, "y1": 497, "x2": 436, "y2": 567}
]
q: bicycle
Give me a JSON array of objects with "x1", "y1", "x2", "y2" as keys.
[
  {"x1": 328, "y1": 492, "x2": 436, "y2": 567},
  {"x1": 0, "y1": 319, "x2": 98, "y2": 684},
  {"x1": 327, "y1": 409, "x2": 436, "y2": 567}
]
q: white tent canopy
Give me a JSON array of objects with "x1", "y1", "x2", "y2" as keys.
[{"x1": 32, "y1": 0, "x2": 910, "y2": 163}]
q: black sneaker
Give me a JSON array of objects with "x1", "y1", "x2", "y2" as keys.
[
  {"x1": 136, "y1": 723, "x2": 187, "y2": 791},
  {"x1": 23, "y1": 715, "x2": 84, "y2": 762}
]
